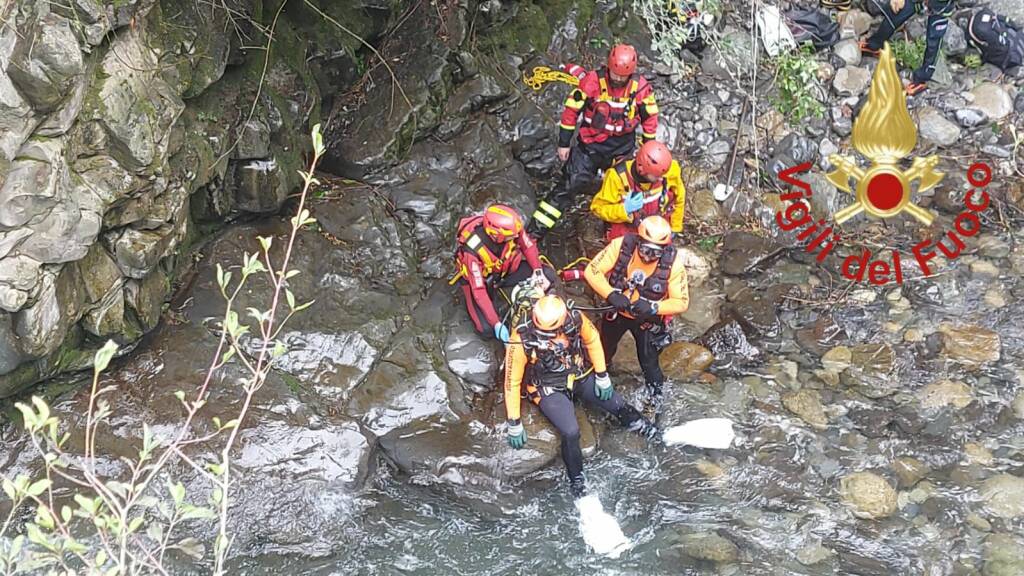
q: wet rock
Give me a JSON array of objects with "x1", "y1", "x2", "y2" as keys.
[
  {"x1": 918, "y1": 107, "x2": 961, "y2": 147},
  {"x1": 955, "y1": 107, "x2": 988, "y2": 128},
  {"x1": 937, "y1": 323, "x2": 1000, "y2": 368},
  {"x1": 797, "y1": 315, "x2": 847, "y2": 356},
  {"x1": 7, "y1": 14, "x2": 84, "y2": 112},
  {"x1": 822, "y1": 345, "x2": 852, "y2": 372},
  {"x1": 849, "y1": 408, "x2": 896, "y2": 438},
  {"x1": 237, "y1": 419, "x2": 373, "y2": 488},
  {"x1": 1013, "y1": 391, "x2": 1024, "y2": 419},
  {"x1": 839, "y1": 471, "x2": 898, "y2": 519},
  {"x1": 677, "y1": 532, "x2": 739, "y2": 564},
  {"x1": 783, "y1": 389, "x2": 828, "y2": 429},
  {"x1": 844, "y1": 343, "x2": 897, "y2": 398},
  {"x1": 444, "y1": 321, "x2": 499, "y2": 393},
  {"x1": 697, "y1": 317, "x2": 760, "y2": 370},
  {"x1": 797, "y1": 542, "x2": 835, "y2": 565},
  {"x1": 970, "y1": 83, "x2": 1013, "y2": 122},
  {"x1": 980, "y1": 474, "x2": 1024, "y2": 519},
  {"x1": 834, "y1": 39, "x2": 862, "y2": 66},
  {"x1": 832, "y1": 66, "x2": 871, "y2": 96},
  {"x1": 703, "y1": 140, "x2": 732, "y2": 171},
  {"x1": 965, "y1": 443, "x2": 994, "y2": 466},
  {"x1": 124, "y1": 267, "x2": 166, "y2": 334},
  {"x1": 229, "y1": 159, "x2": 289, "y2": 214},
  {"x1": 892, "y1": 457, "x2": 929, "y2": 489},
  {"x1": 0, "y1": 24, "x2": 38, "y2": 166},
  {"x1": 677, "y1": 246, "x2": 711, "y2": 287},
  {"x1": 233, "y1": 119, "x2": 271, "y2": 160},
  {"x1": 726, "y1": 284, "x2": 793, "y2": 338},
  {"x1": 918, "y1": 379, "x2": 973, "y2": 410},
  {"x1": 13, "y1": 266, "x2": 84, "y2": 358},
  {"x1": 106, "y1": 225, "x2": 178, "y2": 280},
  {"x1": 719, "y1": 231, "x2": 784, "y2": 276},
  {"x1": 82, "y1": 26, "x2": 184, "y2": 170},
  {"x1": 660, "y1": 342, "x2": 714, "y2": 380},
  {"x1": 983, "y1": 533, "x2": 1024, "y2": 576}
]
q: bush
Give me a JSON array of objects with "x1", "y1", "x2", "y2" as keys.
[
  {"x1": 891, "y1": 38, "x2": 926, "y2": 70},
  {"x1": 773, "y1": 43, "x2": 825, "y2": 122},
  {"x1": 0, "y1": 125, "x2": 326, "y2": 575}
]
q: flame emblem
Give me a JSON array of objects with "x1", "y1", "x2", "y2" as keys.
[{"x1": 826, "y1": 44, "x2": 944, "y2": 226}]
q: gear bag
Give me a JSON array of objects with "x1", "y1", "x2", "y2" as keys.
[
  {"x1": 968, "y1": 8, "x2": 1024, "y2": 72},
  {"x1": 785, "y1": 8, "x2": 840, "y2": 50}
]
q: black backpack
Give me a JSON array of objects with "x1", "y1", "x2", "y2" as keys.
[
  {"x1": 967, "y1": 8, "x2": 1024, "y2": 72},
  {"x1": 786, "y1": 9, "x2": 840, "y2": 50}
]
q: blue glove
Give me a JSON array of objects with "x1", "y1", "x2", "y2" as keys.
[
  {"x1": 507, "y1": 420, "x2": 527, "y2": 449},
  {"x1": 493, "y1": 322, "x2": 510, "y2": 343},
  {"x1": 623, "y1": 192, "x2": 644, "y2": 214},
  {"x1": 594, "y1": 372, "x2": 614, "y2": 401}
]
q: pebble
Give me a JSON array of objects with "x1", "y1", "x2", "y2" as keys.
[
  {"x1": 980, "y1": 474, "x2": 1024, "y2": 518},
  {"x1": 955, "y1": 107, "x2": 988, "y2": 128},
  {"x1": 937, "y1": 323, "x2": 1001, "y2": 368},
  {"x1": 965, "y1": 513, "x2": 992, "y2": 532},
  {"x1": 840, "y1": 472, "x2": 898, "y2": 519},
  {"x1": 970, "y1": 260, "x2": 1000, "y2": 279},
  {"x1": 1013, "y1": 391, "x2": 1024, "y2": 419},
  {"x1": 849, "y1": 289, "x2": 876, "y2": 304},
  {"x1": 918, "y1": 379, "x2": 974, "y2": 410},
  {"x1": 893, "y1": 457, "x2": 930, "y2": 488},
  {"x1": 796, "y1": 543, "x2": 834, "y2": 566},
  {"x1": 904, "y1": 328, "x2": 925, "y2": 343},
  {"x1": 984, "y1": 287, "x2": 1007, "y2": 309},
  {"x1": 964, "y1": 442, "x2": 995, "y2": 466}
]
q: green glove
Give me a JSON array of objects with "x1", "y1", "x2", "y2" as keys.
[
  {"x1": 507, "y1": 419, "x2": 527, "y2": 449},
  {"x1": 595, "y1": 372, "x2": 614, "y2": 401}
]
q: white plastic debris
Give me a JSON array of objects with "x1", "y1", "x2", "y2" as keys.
[
  {"x1": 575, "y1": 494, "x2": 632, "y2": 558},
  {"x1": 756, "y1": 4, "x2": 797, "y2": 57},
  {"x1": 662, "y1": 418, "x2": 736, "y2": 449}
]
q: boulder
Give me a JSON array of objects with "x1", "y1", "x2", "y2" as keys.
[
  {"x1": 942, "y1": 21, "x2": 968, "y2": 56},
  {"x1": 918, "y1": 107, "x2": 961, "y2": 147},
  {"x1": 701, "y1": 27, "x2": 755, "y2": 82},
  {"x1": 82, "y1": 25, "x2": 184, "y2": 170},
  {"x1": 697, "y1": 317, "x2": 760, "y2": 371},
  {"x1": 660, "y1": 342, "x2": 714, "y2": 380},
  {"x1": 6, "y1": 14, "x2": 83, "y2": 112},
  {"x1": 0, "y1": 21, "x2": 38, "y2": 167},
  {"x1": 839, "y1": 471, "x2": 897, "y2": 519},
  {"x1": 983, "y1": 533, "x2": 1024, "y2": 576},
  {"x1": 837, "y1": 10, "x2": 873, "y2": 37},
  {"x1": 229, "y1": 159, "x2": 289, "y2": 214},
  {"x1": 970, "y1": 83, "x2": 1013, "y2": 122},
  {"x1": 980, "y1": 474, "x2": 1024, "y2": 519}
]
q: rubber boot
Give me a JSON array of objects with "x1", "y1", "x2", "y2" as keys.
[
  {"x1": 642, "y1": 381, "x2": 664, "y2": 420},
  {"x1": 627, "y1": 417, "x2": 662, "y2": 443},
  {"x1": 569, "y1": 476, "x2": 587, "y2": 499}
]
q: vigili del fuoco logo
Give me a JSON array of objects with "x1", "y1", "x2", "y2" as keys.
[{"x1": 774, "y1": 44, "x2": 993, "y2": 286}]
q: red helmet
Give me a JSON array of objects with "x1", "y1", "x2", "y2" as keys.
[
  {"x1": 635, "y1": 141, "x2": 672, "y2": 179},
  {"x1": 482, "y1": 204, "x2": 523, "y2": 242},
  {"x1": 607, "y1": 44, "x2": 637, "y2": 77},
  {"x1": 638, "y1": 215, "x2": 672, "y2": 246}
]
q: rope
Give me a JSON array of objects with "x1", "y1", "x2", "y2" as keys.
[{"x1": 522, "y1": 66, "x2": 580, "y2": 91}]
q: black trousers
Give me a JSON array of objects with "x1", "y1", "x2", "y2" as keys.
[
  {"x1": 867, "y1": 0, "x2": 954, "y2": 83},
  {"x1": 536, "y1": 373, "x2": 644, "y2": 484},
  {"x1": 530, "y1": 134, "x2": 637, "y2": 236},
  {"x1": 601, "y1": 315, "x2": 666, "y2": 388}
]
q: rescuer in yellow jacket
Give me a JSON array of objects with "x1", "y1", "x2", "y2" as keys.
[
  {"x1": 503, "y1": 294, "x2": 658, "y2": 499},
  {"x1": 590, "y1": 140, "x2": 686, "y2": 241},
  {"x1": 584, "y1": 215, "x2": 689, "y2": 408}
]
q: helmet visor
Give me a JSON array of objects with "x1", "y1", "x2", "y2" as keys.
[{"x1": 638, "y1": 241, "x2": 665, "y2": 261}]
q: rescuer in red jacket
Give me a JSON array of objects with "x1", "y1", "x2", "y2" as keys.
[
  {"x1": 453, "y1": 204, "x2": 552, "y2": 342},
  {"x1": 528, "y1": 44, "x2": 660, "y2": 239}
]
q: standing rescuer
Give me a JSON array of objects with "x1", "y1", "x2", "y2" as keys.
[
  {"x1": 860, "y1": 0, "x2": 955, "y2": 95},
  {"x1": 584, "y1": 215, "x2": 689, "y2": 406},
  {"x1": 453, "y1": 204, "x2": 550, "y2": 343},
  {"x1": 528, "y1": 44, "x2": 660, "y2": 239},
  {"x1": 504, "y1": 294, "x2": 659, "y2": 498},
  {"x1": 590, "y1": 140, "x2": 686, "y2": 242}
]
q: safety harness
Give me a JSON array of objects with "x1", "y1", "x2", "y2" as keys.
[
  {"x1": 518, "y1": 308, "x2": 589, "y2": 393},
  {"x1": 609, "y1": 233, "x2": 676, "y2": 302},
  {"x1": 581, "y1": 68, "x2": 641, "y2": 137},
  {"x1": 449, "y1": 215, "x2": 519, "y2": 284},
  {"x1": 614, "y1": 161, "x2": 672, "y2": 219}
]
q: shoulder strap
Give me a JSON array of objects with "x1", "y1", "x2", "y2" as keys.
[{"x1": 609, "y1": 235, "x2": 639, "y2": 289}]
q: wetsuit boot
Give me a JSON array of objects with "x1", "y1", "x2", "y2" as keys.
[
  {"x1": 570, "y1": 476, "x2": 587, "y2": 499},
  {"x1": 643, "y1": 380, "x2": 664, "y2": 419}
]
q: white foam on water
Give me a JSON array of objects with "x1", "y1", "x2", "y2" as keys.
[
  {"x1": 662, "y1": 418, "x2": 736, "y2": 449},
  {"x1": 575, "y1": 494, "x2": 632, "y2": 558}
]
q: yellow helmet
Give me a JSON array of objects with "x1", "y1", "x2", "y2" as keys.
[
  {"x1": 637, "y1": 215, "x2": 672, "y2": 245},
  {"x1": 532, "y1": 295, "x2": 568, "y2": 331}
]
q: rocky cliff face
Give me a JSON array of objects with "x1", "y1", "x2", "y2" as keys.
[{"x1": 0, "y1": 0, "x2": 405, "y2": 396}]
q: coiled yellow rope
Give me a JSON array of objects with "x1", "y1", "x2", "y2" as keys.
[{"x1": 522, "y1": 66, "x2": 580, "y2": 91}]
